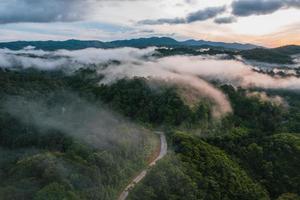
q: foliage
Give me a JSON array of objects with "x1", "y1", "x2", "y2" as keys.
[
  {"x1": 94, "y1": 77, "x2": 211, "y2": 127},
  {"x1": 129, "y1": 132, "x2": 269, "y2": 200},
  {"x1": 241, "y1": 48, "x2": 294, "y2": 64},
  {"x1": 0, "y1": 69, "x2": 157, "y2": 200},
  {"x1": 220, "y1": 85, "x2": 285, "y2": 133},
  {"x1": 1, "y1": 68, "x2": 300, "y2": 200},
  {"x1": 209, "y1": 132, "x2": 300, "y2": 198}
]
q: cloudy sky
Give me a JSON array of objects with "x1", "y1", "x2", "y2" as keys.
[{"x1": 0, "y1": 0, "x2": 299, "y2": 47}]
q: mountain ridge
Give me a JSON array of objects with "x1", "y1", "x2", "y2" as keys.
[
  {"x1": 181, "y1": 39, "x2": 259, "y2": 50},
  {"x1": 0, "y1": 37, "x2": 262, "y2": 51}
]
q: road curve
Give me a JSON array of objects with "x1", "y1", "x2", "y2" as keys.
[{"x1": 118, "y1": 132, "x2": 167, "y2": 200}]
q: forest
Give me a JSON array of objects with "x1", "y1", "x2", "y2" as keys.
[
  {"x1": 0, "y1": 69, "x2": 159, "y2": 200},
  {"x1": 127, "y1": 83, "x2": 300, "y2": 200},
  {"x1": 1, "y1": 0, "x2": 300, "y2": 198},
  {"x1": 0, "y1": 65, "x2": 299, "y2": 200}
]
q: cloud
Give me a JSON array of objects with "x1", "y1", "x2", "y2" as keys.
[
  {"x1": 139, "y1": 6, "x2": 226, "y2": 25},
  {"x1": 98, "y1": 56, "x2": 233, "y2": 117},
  {"x1": 232, "y1": 0, "x2": 300, "y2": 17},
  {"x1": 0, "y1": 47, "x2": 232, "y2": 117},
  {"x1": 186, "y1": 6, "x2": 226, "y2": 23},
  {"x1": 0, "y1": 0, "x2": 90, "y2": 24},
  {"x1": 214, "y1": 16, "x2": 237, "y2": 24},
  {"x1": 2, "y1": 47, "x2": 300, "y2": 116},
  {"x1": 0, "y1": 0, "x2": 159, "y2": 24},
  {"x1": 138, "y1": 18, "x2": 185, "y2": 25},
  {"x1": 0, "y1": 47, "x2": 155, "y2": 70}
]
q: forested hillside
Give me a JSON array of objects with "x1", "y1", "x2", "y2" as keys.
[
  {"x1": 0, "y1": 69, "x2": 160, "y2": 200},
  {"x1": 240, "y1": 45, "x2": 300, "y2": 64},
  {"x1": 0, "y1": 66, "x2": 300, "y2": 200},
  {"x1": 0, "y1": 0, "x2": 300, "y2": 199},
  {"x1": 127, "y1": 84, "x2": 300, "y2": 199}
]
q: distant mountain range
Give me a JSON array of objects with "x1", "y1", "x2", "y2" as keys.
[
  {"x1": 181, "y1": 39, "x2": 259, "y2": 50},
  {"x1": 0, "y1": 37, "x2": 261, "y2": 51},
  {"x1": 0, "y1": 37, "x2": 299, "y2": 64}
]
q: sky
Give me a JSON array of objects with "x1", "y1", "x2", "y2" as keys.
[{"x1": 0, "y1": 0, "x2": 299, "y2": 47}]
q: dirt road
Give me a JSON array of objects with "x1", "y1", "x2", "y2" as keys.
[{"x1": 118, "y1": 132, "x2": 167, "y2": 200}]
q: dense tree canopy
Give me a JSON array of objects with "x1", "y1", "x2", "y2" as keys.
[{"x1": 1, "y1": 68, "x2": 300, "y2": 200}]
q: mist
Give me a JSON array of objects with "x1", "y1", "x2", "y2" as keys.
[
  {"x1": 2, "y1": 47, "x2": 300, "y2": 91},
  {"x1": 0, "y1": 47, "x2": 155, "y2": 71},
  {"x1": 1, "y1": 92, "x2": 151, "y2": 150},
  {"x1": 148, "y1": 55, "x2": 300, "y2": 90},
  {"x1": 1, "y1": 47, "x2": 300, "y2": 116},
  {"x1": 246, "y1": 91, "x2": 287, "y2": 107}
]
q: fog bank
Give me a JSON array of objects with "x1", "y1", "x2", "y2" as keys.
[
  {"x1": 2, "y1": 47, "x2": 300, "y2": 116},
  {"x1": 1, "y1": 93, "x2": 151, "y2": 150}
]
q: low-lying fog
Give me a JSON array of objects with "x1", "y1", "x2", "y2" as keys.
[
  {"x1": 1, "y1": 47, "x2": 300, "y2": 116},
  {"x1": 2, "y1": 93, "x2": 152, "y2": 150}
]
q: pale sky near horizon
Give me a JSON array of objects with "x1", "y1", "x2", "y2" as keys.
[{"x1": 0, "y1": 0, "x2": 299, "y2": 47}]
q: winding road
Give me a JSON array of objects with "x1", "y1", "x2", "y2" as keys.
[{"x1": 118, "y1": 132, "x2": 167, "y2": 200}]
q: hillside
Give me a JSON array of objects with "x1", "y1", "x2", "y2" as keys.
[
  {"x1": 1, "y1": 66, "x2": 300, "y2": 199},
  {"x1": 1, "y1": 0, "x2": 300, "y2": 200},
  {"x1": 1, "y1": 46, "x2": 300, "y2": 200},
  {"x1": 241, "y1": 45, "x2": 300, "y2": 64},
  {"x1": 274, "y1": 45, "x2": 300, "y2": 55},
  {"x1": 0, "y1": 69, "x2": 160, "y2": 200},
  {"x1": 0, "y1": 40, "x2": 108, "y2": 51}
]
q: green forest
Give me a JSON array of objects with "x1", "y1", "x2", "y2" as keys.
[
  {"x1": 0, "y1": 69, "x2": 159, "y2": 200},
  {"x1": 0, "y1": 67, "x2": 300, "y2": 200},
  {"x1": 127, "y1": 85, "x2": 300, "y2": 200}
]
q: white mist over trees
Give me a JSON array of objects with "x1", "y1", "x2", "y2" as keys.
[{"x1": 1, "y1": 47, "x2": 300, "y2": 116}]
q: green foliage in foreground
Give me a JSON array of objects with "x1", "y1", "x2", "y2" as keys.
[
  {"x1": 277, "y1": 193, "x2": 300, "y2": 200},
  {"x1": 129, "y1": 131, "x2": 300, "y2": 200},
  {"x1": 0, "y1": 69, "x2": 158, "y2": 200},
  {"x1": 128, "y1": 84, "x2": 300, "y2": 199},
  {"x1": 1, "y1": 68, "x2": 300, "y2": 200},
  {"x1": 209, "y1": 133, "x2": 300, "y2": 198},
  {"x1": 0, "y1": 134, "x2": 151, "y2": 200},
  {"x1": 129, "y1": 132, "x2": 269, "y2": 200}
]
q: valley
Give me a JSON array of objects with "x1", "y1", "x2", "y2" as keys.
[{"x1": 0, "y1": 44, "x2": 299, "y2": 199}]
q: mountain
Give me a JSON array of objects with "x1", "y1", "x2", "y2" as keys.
[
  {"x1": 109, "y1": 37, "x2": 180, "y2": 48},
  {"x1": 0, "y1": 37, "x2": 260, "y2": 51},
  {"x1": 0, "y1": 39, "x2": 108, "y2": 51},
  {"x1": 1, "y1": 37, "x2": 298, "y2": 64},
  {"x1": 181, "y1": 39, "x2": 260, "y2": 50}
]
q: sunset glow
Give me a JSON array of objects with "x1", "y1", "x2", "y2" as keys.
[{"x1": 0, "y1": 0, "x2": 299, "y2": 47}]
